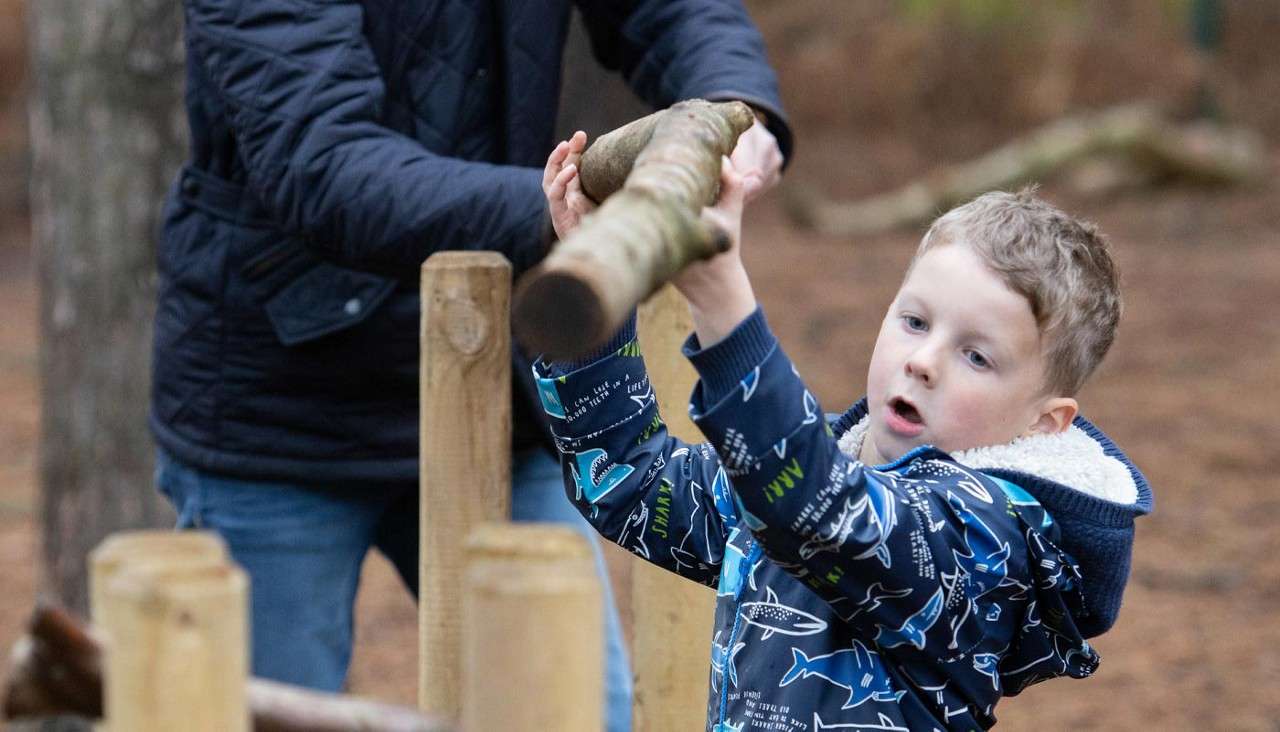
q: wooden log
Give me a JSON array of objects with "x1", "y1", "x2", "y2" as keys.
[
  {"x1": 513, "y1": 99, "x2": 755, "y2": 360},
  {"x1": 3, "y1": 604, "x2": 457, "y2": 732},
  {"x1": 418, "y1": 251, "x2": 512, "y2": 719},
  {"x1": 461, "y1": 523, "x2": 602, "y2": 732},
  {"x1": 102, "y1": 562, "x2": 249, "y2": 732},
  {"x1": 784, "y1": 102, "x2": 1269, "y2": 237},
  {"x1": 631, "y1": 286, "x2": 716, "y2": 732}
]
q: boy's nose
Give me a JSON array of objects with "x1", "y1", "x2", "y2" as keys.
[{"x1": 904, "y1": 351, "x2": 936, "y2": 386}]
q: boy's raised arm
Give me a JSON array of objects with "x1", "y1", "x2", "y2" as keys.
[{"x1": 533, "y1": 321, "x2": 740, "y2": 588}]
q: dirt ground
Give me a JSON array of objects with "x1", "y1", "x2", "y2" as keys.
[{"x1": 3, "y1": 2, "x2": 1280, "y2": 730}]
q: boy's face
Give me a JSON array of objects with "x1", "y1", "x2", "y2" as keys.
[{"x1": 861, "y1": 242, "x2": 1055, "y2": 465}]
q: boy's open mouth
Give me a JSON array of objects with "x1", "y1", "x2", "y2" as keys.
[{"x1": 889, "y1": 397, "x2": 923, "y2": 425}]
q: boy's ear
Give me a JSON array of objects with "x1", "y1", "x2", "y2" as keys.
[{"x1": 1028, "y1": 397, "x2": 1078, "y2": 436}]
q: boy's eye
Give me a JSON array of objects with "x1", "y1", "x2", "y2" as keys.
[
  {"x1": 903, "y1": 315, "x2": 927, "y2": 332},
  {"x1": 965, "y1": 350, "x2": 991, "y2": 369}
]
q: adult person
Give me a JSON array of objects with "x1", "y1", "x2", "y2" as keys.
[{"x1": 150, "y1": 1, "x2": 791, "y2": 728}]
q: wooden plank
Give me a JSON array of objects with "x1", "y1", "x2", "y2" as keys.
[{"x1": 418, "y1": 251, "x2": 512, "y2": 718}]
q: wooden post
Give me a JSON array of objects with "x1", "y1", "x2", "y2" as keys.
[
  {"x1": 631, "y1": 285, "x2": 716, "y2": 731},
  {"x1": 419, "y1": 252, "x2": 512, "y2": 718},
  {"x1": 461, "y1": 523, "x2": 602, "y2": 731},
  {"x1": 89, "y1": 531, "x2": 230, "y2": 731},
  {"x1": 89, "y1": 530, "x2": 227, "y2": 622},
  {"x1": 100, "y1": 557, "x2": 248, "y2": 731}
]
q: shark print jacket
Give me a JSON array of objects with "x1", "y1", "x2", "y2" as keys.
[{"x1": 535, "y1": 309, "x2": 1153, "y2": 731}]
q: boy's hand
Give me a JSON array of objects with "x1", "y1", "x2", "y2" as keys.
[
  {"x1": 674, "y1": 157, "x2": 758, "y2": 347},
  {"x1": 543, "y1": 130, "x2": 595, "y2": 240}
]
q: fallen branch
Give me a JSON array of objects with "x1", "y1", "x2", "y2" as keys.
[
  {"x1": 513, "y1": 99, "x2": 755, "y2": 359},
  {"x1": 4, "y1": 603, "x2": 454, "y2": 732},
  {"x1": 785, "y1": 103, "x2": 1269, "y2": 237}
]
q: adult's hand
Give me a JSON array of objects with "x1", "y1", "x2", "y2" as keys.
[{"x1": 729, "y1": 118, "x2": 783, "y2": 201}]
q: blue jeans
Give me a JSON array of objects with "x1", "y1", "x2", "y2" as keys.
[{"x1": 156, "y1": 447, "x2": 632, "y2": 731}]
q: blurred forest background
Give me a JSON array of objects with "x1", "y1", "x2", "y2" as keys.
[{"x1": 2, "y1": 0, "x2": 1279, "y2": 729}]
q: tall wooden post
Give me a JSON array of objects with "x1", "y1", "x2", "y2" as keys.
[
  {"x1": 631, "y1": 285, "x2": 716, "y2": 730},
  {"x1": 462, "y1": 523, "x2": 603, "y2": 731},
  {"x1": 419, "y1": 252, "x2": 512, "y2": 718},
  {"x1": 95, "y1": 533, "x2": 248, "y2": 732}
]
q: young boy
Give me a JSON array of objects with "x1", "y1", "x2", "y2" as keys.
[{"x1": 536, "y1": 138, "x2": 1152, "y2": 730}]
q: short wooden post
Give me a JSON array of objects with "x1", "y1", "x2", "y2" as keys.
[
  {"x1": 419, "y1": 251, "x2": 513, "y2": 718},
  {"x1": 631, "y1": 284, "x2": 716, "y2": 731},
  {"x1": 461, "y1": 523, "x2": 602, "y2": 731},
  {"x1": 89, "y1": 530, "x2": 227, "y2": 622},
  {"x1": 100, "y1": 555, "x2": 248, "y2": 731}
]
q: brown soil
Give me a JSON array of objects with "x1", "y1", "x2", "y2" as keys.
[{"x1": 4, "y1": 1, "x2": 1280, "y2": 729}]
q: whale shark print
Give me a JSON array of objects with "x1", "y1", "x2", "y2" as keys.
[
  {"x1": 741, "y1": 586, "x2": 828, "y2": 640},
  {"x1": 779, "y1": 639, "x2": 906, "y2": 710}
]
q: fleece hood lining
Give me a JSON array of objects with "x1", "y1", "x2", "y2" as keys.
[{"x1": 835, "y1": 415, "x2": 1139, "y2": 506}]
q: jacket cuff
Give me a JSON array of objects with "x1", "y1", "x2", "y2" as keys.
[
  {"x1": 682, "y1": 306, "x2": 775, "y2": 404},
  {"x1": 545, "y1": 314, "x2": 639, "y2": 376}
]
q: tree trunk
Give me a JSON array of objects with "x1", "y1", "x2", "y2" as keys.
[{"x1": 29, "y1": 0, "x2": 185, "y2": 618}]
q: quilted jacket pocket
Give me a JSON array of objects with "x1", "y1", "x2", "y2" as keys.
[{"x1": 263, "y1": 262, "x2": 397, "y2": 346}]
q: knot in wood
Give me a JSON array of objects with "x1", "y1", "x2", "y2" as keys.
[{"x1": 442, "y1": 296, "x2": 489, "y2": 355}]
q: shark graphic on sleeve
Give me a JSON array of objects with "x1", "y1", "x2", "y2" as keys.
[
  {"x1": 780, "y1": 639, "x2": 907, "y2": 710},
  {"x1": 740, "y1": 586, "x2": 828, "y2": 640},
  {"x1": 571, "y1": 449, "x2": 634, "y2": 504},
  {"x1": 873, "y1": 587, "x2": 945, "y2": 650}
]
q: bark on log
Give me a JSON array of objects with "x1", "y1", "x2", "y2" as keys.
[
  {"x1": 3, "y1": 604, "x2": 456, "y2": 732},
  {"x1": 512, "y1": 99, "x2": 755, "y2": 360},
  {"x1": 784, "y1": 102, "x2": 1269, "y2": 237}
]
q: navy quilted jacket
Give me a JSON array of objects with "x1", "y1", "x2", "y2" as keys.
[
  {"x1": 150, "y1": 0, "x2": 791, "y2": 481},
  {"x1": 535, "y1": 311, "x2": 1152, "y2": 730}
]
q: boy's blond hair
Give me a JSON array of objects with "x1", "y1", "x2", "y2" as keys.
[{"x1": 915, "y1": 188, "x2": 1121, "y2": 396}]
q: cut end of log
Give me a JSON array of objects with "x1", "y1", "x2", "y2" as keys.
[{"x1": 512, "y1": 268, "x2": 611, "y2": 361}]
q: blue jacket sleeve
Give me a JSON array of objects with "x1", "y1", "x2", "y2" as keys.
[
  {"x1": 184, "y1": 0, "x2": 548, "y2": 275},
  {"x1": 687, "y1": 320, "x2": 1047, "y2": 660},
  {"x1": 577, "y1": 0, "x2": 793, "y2": 160},
  {"x1": 532, "y1": 330, "x2": 737, "y2": 588}
]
